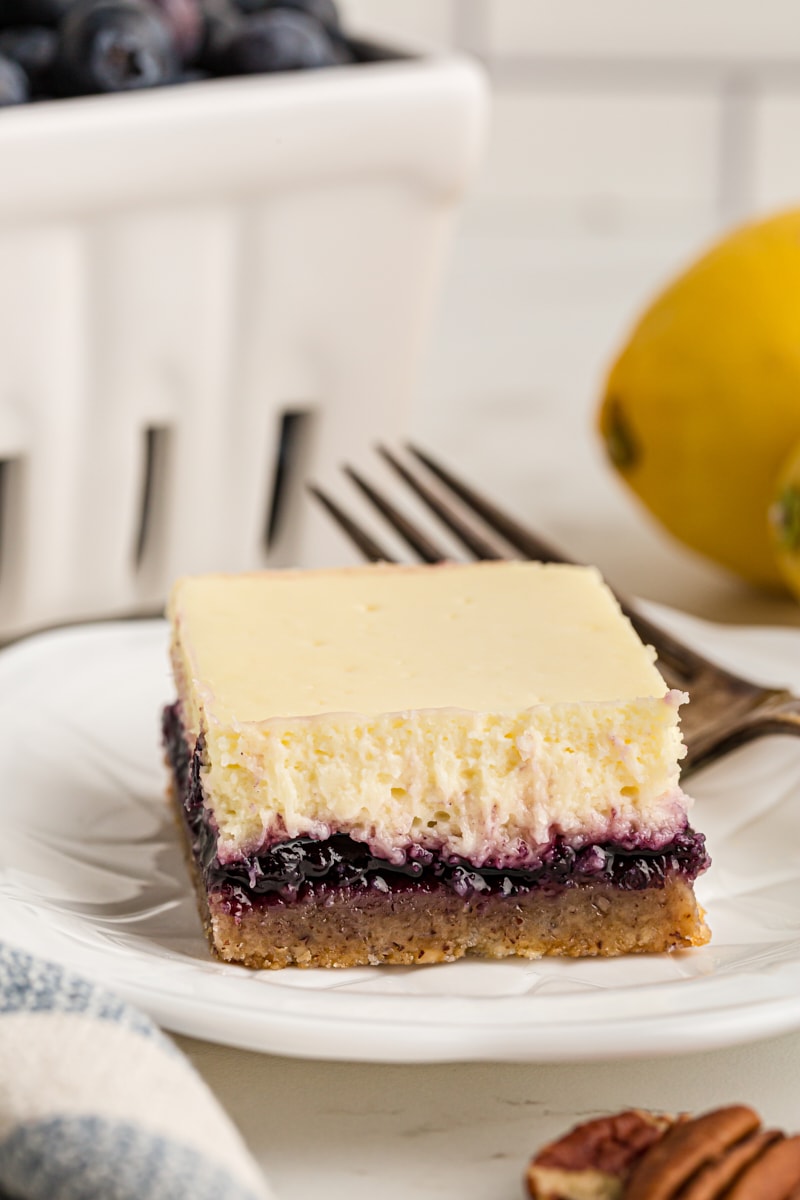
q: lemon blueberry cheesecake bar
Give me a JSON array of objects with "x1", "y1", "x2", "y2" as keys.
[{"x1": 162, "y1": 561, "x2": 709, "y2": 968}]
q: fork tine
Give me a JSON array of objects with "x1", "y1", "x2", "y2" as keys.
[
  {"x1": 407, "y1": 443, "x2": 569, "y2": 564},
  {"x1": 307, "y1": 485, "x2": 396, "y2": 563},
  {"x1": 343, "y1": 466, "x2": 447, "y2": 563},
  {"x1": 377, "y1": 446, "x2": 505, "y2": 561}
]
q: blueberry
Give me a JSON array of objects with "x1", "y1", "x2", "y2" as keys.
[
  {"x1": 220, "y1": 8, "x2": 338, "y2": 73},
  {"x1": 0, "y1": 0, "x2": 72, "y2": 28},
  {"x1": 172, "y1": 66, "x2": 209, "y2": 82},
  {"x1": 0, "y1": 27, "x2": 58, "y2": 92},
  {"x1": 233, "y1": 0, "x2": 340, "y2": 33},
  {"x1": 150, "y1": 0, "x2": 203, "y2": 60},
  {"x1": 230, "y1": 0, "x2": 353, "y2": 64},
  {"x1": 0, "y1": 52, "x2": 29, "y2": 105},
  {"x1": 194, "y1": 0, "x2": 241, "y2": 67},
  {"x1": 55, "y1": 0, "x2": 178, "y2": 94}
]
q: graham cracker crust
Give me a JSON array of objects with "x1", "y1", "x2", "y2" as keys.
[{"x1": 204, "y1": 876, "x2": 709, "y2": 969}]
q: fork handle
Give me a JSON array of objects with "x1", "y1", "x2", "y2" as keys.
[
  {"x1": 684, "y1": 692, "x2": 800, "y2": 776},
  {"x1": 744, "y1": 693, "x2": 800, "y2": 738}
]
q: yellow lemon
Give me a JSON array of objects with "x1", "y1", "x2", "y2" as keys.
[
  {"x1": 769, "y1": 438, "x2": 800, "y2": 597},
  {"x1": 598, "y1": 209, "x2": 800, "y2": 590}
]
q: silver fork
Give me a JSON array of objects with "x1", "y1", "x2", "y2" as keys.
[{"x1": 310, "y1": 444, "x2": 800, "y2": 777}]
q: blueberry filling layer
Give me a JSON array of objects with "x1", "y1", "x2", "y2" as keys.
[{"x1": 163, "y1": 703, "x2": 710, "y2": 903}]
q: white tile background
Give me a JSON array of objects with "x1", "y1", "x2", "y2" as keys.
[
  {"x1": 339, "y1": 0, "x2": 800, "y2": 626},
  {"x1": 486, "y1": 1, "x2": 800, "y2": 60}
]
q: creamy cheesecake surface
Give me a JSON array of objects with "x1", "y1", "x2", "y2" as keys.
[{"x1": 169, "y1": 561, "x2": 690, "y2": 867}]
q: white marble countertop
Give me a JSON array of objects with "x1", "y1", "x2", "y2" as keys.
[{"x1": 175, "y1": 1031, "x2": 800, "y2": 1198}]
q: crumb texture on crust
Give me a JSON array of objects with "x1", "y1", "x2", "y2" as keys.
[{"x1": 202, "y1": 878, "x2": 709, "y2": 970}]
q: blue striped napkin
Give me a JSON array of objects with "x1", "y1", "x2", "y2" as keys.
[{"x1": 0, "y1": 941, "x2": 274, "y2": 1200}]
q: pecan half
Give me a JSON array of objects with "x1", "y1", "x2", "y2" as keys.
[
  {"x1": 526, "y1": 1105, "x2": 800, "y2": 1200},
  {"x1": 625, "y1": 1105, "x2": 761, "y2": 1199},
  {"x1": 726, "y1": 1134, "x2": 800, "y2": 1199},
  {"x1": 526, "y1": 1111, "x2": 677, "y2": 1200},
  {"x1": 679, "y1": 1131, "x2": 783, "y2": 1199}
]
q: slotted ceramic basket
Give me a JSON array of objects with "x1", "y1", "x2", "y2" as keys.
[{"x1": 0, "y1": 47, "x2": 487, "y2": 641}]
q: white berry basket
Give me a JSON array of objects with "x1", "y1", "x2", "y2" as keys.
[{"x1": 0, "y1": 48, "x2": 487, "y2": 641}]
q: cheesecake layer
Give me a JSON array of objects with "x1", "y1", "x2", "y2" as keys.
[
  {"x1": 168, "y1": 562, "x2": 692, "y2": 867},
  {"x1": 164, "y1": 701, "x2": 709, "y2": 903}
]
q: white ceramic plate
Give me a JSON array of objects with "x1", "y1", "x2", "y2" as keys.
[{"x1": 3, "y1": 610, "x2": 800, "y2": 1063}]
